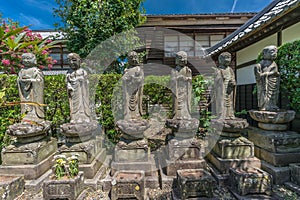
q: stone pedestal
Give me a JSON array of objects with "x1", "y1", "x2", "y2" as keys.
[
  {"x1": 290, "y1": 163, "x2": 300, "y2": 186},
  {"x1": 43, "y1": 171, "x2": 84, "y2": 200},
  {"x1": 248, "y1": 126, "x2": 300, "y2": 184},
  {"x1": 111, "y1": 170, "x2": 145, "y2": 200},
  {"x1": 229, "y1": 167, "x2": 272, "y2": 196},
  {"x1": 0, "y1": 175, "x2": 25, "y2": 200},
  {"x1": 164, "y1": 138, "x2": 207, "y2": 176},
  {"x1": 0, "y1": 137, "x2": 57, "y2": 180},
  {"x1": 58, "y1": 137, "x2": 106, "y2": 179},
  {"x1": 175, "y1": 169, "x2": 216, "y2": 199}
]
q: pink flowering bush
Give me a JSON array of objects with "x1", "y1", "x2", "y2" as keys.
[{"x1": 0, "y1": 19, "x2": 58, "y2": 74}]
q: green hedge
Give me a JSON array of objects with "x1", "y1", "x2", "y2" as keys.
[{"x1": 0, "y1": 73, "x2": 208, "y2": 146}]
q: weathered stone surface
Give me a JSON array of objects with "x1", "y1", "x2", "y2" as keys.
[
  {"x1": 211, "y1": 118, "x2": 249, "y2": 133},
  {"x1": 167, "y1": 138, "x2": 204, "y2": 161},
  {"x1": 116, "y1": 119, "x2": 149, "y2": 140},
  {"x1": 0, "y1": 151, "x2": 55, "y2": 180},
  {"x1": 43, "y1": 171, "x2": 84, "y2": 200},
  {"x1": 165, "y1": 159, "x2": 207, "y2": 176},
  {"x1": 290, "y1": 163, "x2": 300, "y2": 185},
  {"x1": 59, "y1": 139, "x2": 103, "y2": 164},
  {"x1": 1, "y1": 137, "x2": 57, "y2": 165},
  {"x1": 6, "y1": 121, "x2": 51, "y2": 143},
  {"x1": 0, "y1": 175, "x2": 24, "y2": 200},
  {"x1": 258, "y1": 122, "x2": 288, "y2": 131},
  {"x1": 249, "y1": 110, "x2": 295, "y2": 124},
  {"x1": 229, "y1": 167, "x2": 272, "y2": 196},
  {"x1": 60, "y1": 120, "x2": 99, "y2": 143},
  {"x1": 261, "y1": 160, "x2": 290, "y2": 185},
  {"x1": 213, "y1": 137, "x2": 254, "y2": 159},
  {"x1": 166, "y1": 118, "x2": 199, "y2": 138},
  {"x1": 206, "y1": 152, "x2": 261, "y2": 174},
  {"x1": 114, "y1": 139, "x2": 149, "y2": 162},
  {"x1": 254, "y1": 45, "x2": 280, "y2": 111},
  {"x1": 248, "y1": 127, "x2": 300, "y2": 153},
  {"x1": 255, "y1": 146, "x2": 300, "y2": 167},
  {"x1": 177, "y1": 169, "x2": 216, "y2": 199},
  {"x1": 111, "y1": 171, "x2": 145, "y2": 200}
]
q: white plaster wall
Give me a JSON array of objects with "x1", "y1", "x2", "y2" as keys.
[
  {"x1": 236, "y1": 34, "x2": 277, "y2": 65},
  {"x1": 282, "y1": 22, "x2": 300, "y2": 43},
  {"x1": 236, "y1": 64, "x2": 256, "y2": 85}
]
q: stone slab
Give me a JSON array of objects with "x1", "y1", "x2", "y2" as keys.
[
  {"x1": 230, "y1": 191, "x2": 276, "y2": 200},
  {"x1": 79, "y1": 148, "x2": 106, "y2": 179},
  {"x1": 111, "y1": 155, "x2": 156, "y2": 177},
  {"x1": 213, "y1": 137, "x2": 254, "y2": 159},
  {"x1": 114, "y1": 147, "x2": 149, "y2": 162},
  {"x1": 248, "y1": 127, "x2": 300, "y2": 153},
  {"x1": 284, "y1": 182, "x2": 300, "y2": 196},
  {"x1": 261, "y1": 160, "x2": 290, "y2": 185},
  {"x1": 229, "y1": 167, "x2": 272, "y2": 196},
  {"x1": 0, "y1": 151, "x2": 55, "y2": 180},
  {"x1": 255, "y1": 146, "x2": 300, "y2": 167},
  {"x1": 59, "y1": 139, "x2": 103, "y2": 164},
  {"x1": 207, "y1": 163, "x2": 230, "y2": 186},
  {"x1": 165, "y1": 159, "x2": 207, "y2": 176},
  {"x1": 0, "y1": 175, "x2": 25, "y2": 200},
  {"x1": 25, "y1": 169, "x2": 52, "y2": 193},
  {"x1": 206, "y1": 152, "x2": 261, "y2": 174},
  {"x1": 1, "y1": 137, "x2": 57, "y2": 165},
  {"x1": 290, "y1": 163, "x2": 300, "y2": 185}
]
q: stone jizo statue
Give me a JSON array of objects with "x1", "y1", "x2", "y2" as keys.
[
  {"x1": 122, "y1": 51, "x2": 144, "y2": 120},
  {"x1": 18, "y1": 53, "x2": 45, "y2": 123},
  {"x1": 171, "y1": 51, "x2": 192, "y2": 120},
  {"x1": 254, "y1": 45, "x2": 280, "y2": 111},
  {"x1": 67, "y1": 53, "x2": 91, "y2": 123},
  {"x1": 214, "y1": 52, "x2": 236, "y2": 119}
]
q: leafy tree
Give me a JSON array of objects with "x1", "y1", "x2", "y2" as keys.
[{"x1": 54, "y1": 0, "x2": 146, "y2": 63}]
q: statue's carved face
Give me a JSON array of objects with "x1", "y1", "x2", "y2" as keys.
[
  {"x1": 68, "y1": 53, "x2": 81, "y2": 70},
  {"x1": 218, "y1": 52, "x2": 231, "y2": 66},
  {"x1": 263, "y1": 46, "x2": 277, "y2": 60},
  {"x1": 175, "y1": 51, "x2": 187, "y2": 67},
  {"x1": 128, "y1": 51, "x2": 139, "y2": 66},
  {"x1": 22, "y1": 53, "x2": 37, "y2": 67}
]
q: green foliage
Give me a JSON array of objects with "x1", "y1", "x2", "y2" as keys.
[
  {"x1": 53, "y1": 154, "x2": 67, "y2": 179},
  {"x1": 67, "y1": 154, "x2": 79, "y2": 178},
  {"x1": 192, "y1": 75, "x2": 214, "y2": 134},
  {"x1": 276, "y1": 40, "x2": 300, "y2": 113},
  {"x1": 54, "y1": 0, "x2": 146, "y2": 59}
]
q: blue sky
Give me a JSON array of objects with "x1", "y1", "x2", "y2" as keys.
[{"x1": 0, "y1": 0, "x2": 273, "y2": 30}]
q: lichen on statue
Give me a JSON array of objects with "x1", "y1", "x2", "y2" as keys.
[
  {"x1": 18, "y1": 53, "x2": 45, "y2": 123},
  {"x1": 214, "y1": 52, "x2": 236, "y2": 120},
  {"x1": 67, "y1": 53, "x2": 91, "y2": 123},
  {"x1": 254, "y1": 45, "x2": 280, "y2": 111},
  {"x1": 171, "y1": 51, "x2": 193, "y2": 120}
]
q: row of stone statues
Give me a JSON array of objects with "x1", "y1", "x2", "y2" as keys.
[{"x1": 7, "y1": 45, "x2": 283, "y2": 143}]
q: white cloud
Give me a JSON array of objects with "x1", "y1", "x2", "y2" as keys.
[
  {"x1": 19, "y1": 13, "x2": 53, "y2": 29},
  {"x1": 22, "y1": 0, "x2": 57, "y2": 13}
]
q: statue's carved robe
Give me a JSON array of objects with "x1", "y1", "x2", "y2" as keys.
[
  {"x1": 18, "y1": 67, "x2": 45, "y2": 123},
  {"x1": 254, "y1": 60, "x2": 280, "y2": 111},
  {"x1": 67, "y1": 68, "x2": 91, "y2": 123}
]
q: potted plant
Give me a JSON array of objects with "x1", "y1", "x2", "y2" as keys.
[{"x1": 43, "y1": 154, "x2": 84, "y2": 200}]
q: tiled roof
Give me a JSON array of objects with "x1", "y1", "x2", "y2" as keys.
[{"x1": 206, "y1": 0, "x2": 300, "y2": 57}]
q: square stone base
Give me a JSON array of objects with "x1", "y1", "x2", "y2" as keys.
[
  {"x1": 111, "y1": 155, "x2": 156, "y2": 177},
  {"x1": 0, "y1": 151, "x2": 55, "y2": 180},
  {"x1": 229, "y1": 167, "x2": 272, "y2": 196},
  {"x1": 79, "y1": 148, "x2": 106, "y2": 179},
  {"x1": 213, "y1": 137, "x2": 254, "y2": 159},
  {"x1": 248, "y1": 127, "x2": 300, "y2": 153},
  {"x1": 0, "y1": 175, "x2": 25, "y2": 200},
  {"x1": 206, "y1": 152, "x2": 261, "y2": 174},
  {"x1": 1, "y1": 137, "x2": 57, "y2": 165},
  {"x1": 165, "y1": 159, "x2": 207, "y2": 176},
  {"x1": 261, "y1": 161, "x2": 290, "y2": 185},
  {"x1": 59, "y1": 138, "x2": 103, "y2": 164},
  {"x1": 255, "y1": 146, "x2": 300, "y2": 167},
  {"x1": 290, "y1": 163, "x2": 300, "y2": 185},
  {"x1": 111, "y1": 170, "x2": 145, "y2": 200}
]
